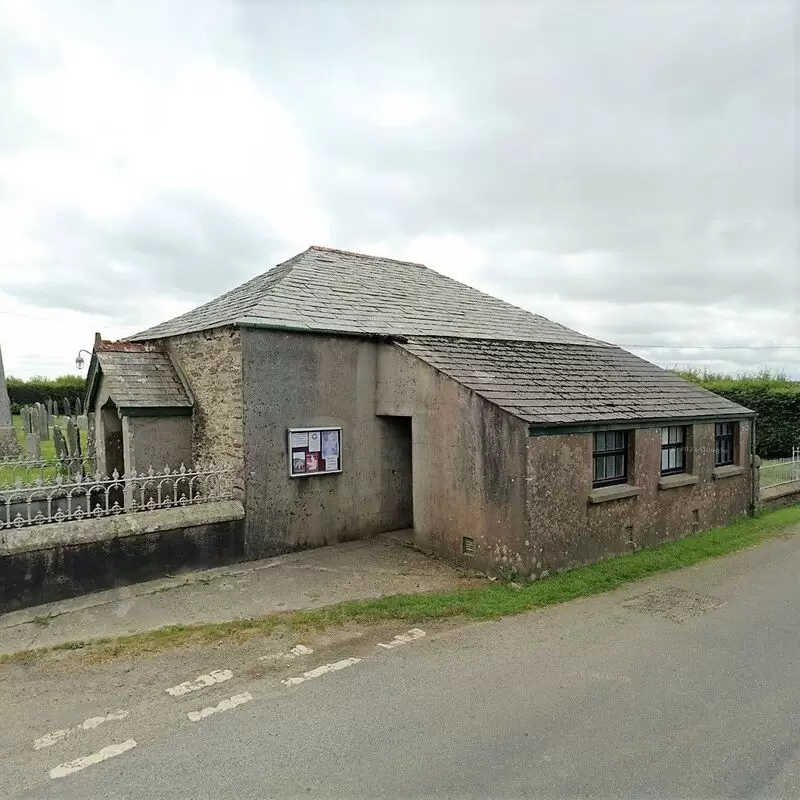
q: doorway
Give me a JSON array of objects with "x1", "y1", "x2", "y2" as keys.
[{"x1": 379, "y1": 415, "x2": 413, "y2": 530}]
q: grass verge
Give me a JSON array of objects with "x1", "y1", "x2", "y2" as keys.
[{"x1": 3, "y1": 504, "x2": 800, "y2": 665}]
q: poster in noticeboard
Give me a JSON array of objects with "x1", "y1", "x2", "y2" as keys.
[{"x1": 288, "y1": 427, "x2": 342, "y2": 477}]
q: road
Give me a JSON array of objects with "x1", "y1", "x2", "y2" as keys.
[{"x1": 8, "y1": 529, "x2": 800, "y2": 799}]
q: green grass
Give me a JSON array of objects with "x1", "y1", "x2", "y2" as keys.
[
  {"x1": 3, "y1": 504, "x2": 799, "y2": 666},
  {"x1": 2, "y1": 415, "x2": 89, "y2": 484}
]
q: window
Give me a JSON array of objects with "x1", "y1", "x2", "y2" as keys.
[
  {"x1": 715, "y1": 422, "x2": 736, "y2": 467},
  {"x1": 660, "y1": 426, "x2": 687, "y2": 475},
  {"x1": 593, "y1": 430, "x2": 629, "y2": 487}
]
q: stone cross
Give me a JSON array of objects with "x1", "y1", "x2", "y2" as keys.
[{"x1": 0, "y1": 343, "x2": 20, "y2": 457}]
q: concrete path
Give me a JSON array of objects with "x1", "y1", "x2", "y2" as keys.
[
  {"x1": 0, "y1": 532, "x2": 483, "y2": 655},
  {"x1": 7, "y1": 526, "x2": 799, "y2": 799}
]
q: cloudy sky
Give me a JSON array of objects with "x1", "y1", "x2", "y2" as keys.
[{"x1": 0, "y1": 0, "x2": 797, "y2": 379}]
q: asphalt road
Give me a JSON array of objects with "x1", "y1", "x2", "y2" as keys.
[{"x1": 17, "y1": 530, "x2": 800, "y2": 799}]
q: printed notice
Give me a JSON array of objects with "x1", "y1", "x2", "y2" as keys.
[
  {"x1": 308, "y1": 431, "x2": 321, "y2": 452},
  {"x1": 290, "y1": 431, "x2": 308, "y2": 449},
  {"x1": 292, "y1": 452, "x2": 306, "y2": 473},
  {"x1": 321, "y1": 430, "x2": 339, "y2": 460},
  {"x1": 325, "y1": 457, "x2": 339, "y2": 472},
  {"x1": 306, "y1": 452, "x2": 319, "y2": 472}
]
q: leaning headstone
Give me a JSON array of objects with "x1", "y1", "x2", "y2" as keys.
[
  {"x1": 62, "y1": 397, "x2": 72, "y2": 417},
  {"x1": 53, "y1": 425, "x2": 69, "y2": 464},
  {"x1": 0, "y1": 343, "x2": 20, "y2": 457},
  {"x1": 75, "y1": 396, "x2": 83, "y2": 415},
  {"x1": 66, "y1": 416, "x2": 84, "y2": 476}
]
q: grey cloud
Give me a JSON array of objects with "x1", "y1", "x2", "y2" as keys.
[{"x1": 1, "y1": 0, "x2": 797, "y2": 377}]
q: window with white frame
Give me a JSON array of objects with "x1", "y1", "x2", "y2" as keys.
[
  {"x1": 593, "y1": 430, "x2": 629, "y2": 487},
  {"x1": 714, "y1": 422, "x2": 736, "y2": 467},
  {"x1": 660, "y1": 426, "x2": 687, "y2": 475}
]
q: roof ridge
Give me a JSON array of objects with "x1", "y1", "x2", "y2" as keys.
[{"x1": 308, "y1": 245, "x2": 425, "y2": 268}]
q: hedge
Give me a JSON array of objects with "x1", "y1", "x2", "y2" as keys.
[
  {"x1": 676, "y1": 372, "x2": 800, "y2": 458},
  {"x1": 6, "y1": 375, "x2": 86, "y2": 415}
]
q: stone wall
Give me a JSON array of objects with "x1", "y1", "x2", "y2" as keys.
[
  {"x1": 165, "y1": 327, "x2": 244, "y2": 496},
  {"x1": 0, "y1": 500, "x2": 245, "y2": 612},
  {"x1": 525, "y1": 420, "x2": 754, "y2": 577}
]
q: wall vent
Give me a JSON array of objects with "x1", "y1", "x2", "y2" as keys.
[
  {"x1": 692, "y1": 509, "x2": 700, "y2": 532},
  {"x1": 462, "y1": 536, "x2": 476, "y2": 556}
]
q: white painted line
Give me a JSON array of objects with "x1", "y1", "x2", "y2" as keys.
[
  {"x1": 259, "y1": 644, "x2": 314, "y2": 662},
  {"x1": 49, "y1": 739, "x2": 137, "y2": 779},
  {"x1": 282, "y1": 658, "x2": 361, "y2": 687},
  {"x1": 166, "y1": 669, "x2": 233, "y2": 697},
  {"x1": 187, "y1": 692, "x2": 253, "y2": 722},
  {"x1": 34, "y1": 710, "x2": 130, "y2": 750},
  {"x1": 377, "y1": 628, "x2": 426, "y2": 649}
]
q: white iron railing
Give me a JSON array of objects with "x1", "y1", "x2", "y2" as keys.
[
  {"x1": 760, "y1": 447, "x2": 800, "y2": 490},
  {"x1": 0, "y1": 455, "x2": 96, "y2": 486},
  {"x1": 1, "y1": 464, "x2": 233, "y2": 530}
]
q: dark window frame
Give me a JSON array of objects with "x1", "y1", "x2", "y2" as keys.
[
  {"x1": 660, "y1": 426, "x2": 688, "y2": 476},
  {"x1": 715, "y1": 422, "x2": 736, "y2": 467},
  {"x1": 592, "y1": 430, "x2": 629, "y2": 488}
]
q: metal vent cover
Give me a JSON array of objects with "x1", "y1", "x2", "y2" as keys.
[{"x1": 462, "y1": 536, "x2": 476, "y2": 556}]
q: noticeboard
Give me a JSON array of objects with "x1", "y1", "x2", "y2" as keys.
[{"x1": 288, "y1": 427, "x2": 342, "y2": 477}]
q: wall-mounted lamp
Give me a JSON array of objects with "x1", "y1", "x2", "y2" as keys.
[{"x1": 75, "y1": 349, "x2": 93, "y2": 371}]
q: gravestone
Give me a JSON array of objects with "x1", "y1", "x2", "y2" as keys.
[
  {"x1": 77, "y1": 414, "x2": 88, "y2": 431},
  {"x1": 66, "y1": 416, "x2": 84, "y2": 477},
  {"x1": 86, "y1": 412, "x2": 96, "y2": 463},
  {"x1": 35, "y1": 402, "x2": 49, "y2": 440},
  {"x1": 0, "y1": 343, "x2": 20, "y2": 457},
  {"x1": 75, "y1": 396, "x2": 83, "y2": 415},
  {"x1": 62, "y1": 397, "x2": 72, "y2": 417},
  {"x1": 53, "y1": 425, "x2": 69, "y2": 463}
]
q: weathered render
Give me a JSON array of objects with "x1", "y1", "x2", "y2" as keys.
[
  {"x1": 118, "y1": 246, "x2": 758, "y2": 576},
  {"x1": 524, "y1": 422, "x2": 753, "y2": 577}
]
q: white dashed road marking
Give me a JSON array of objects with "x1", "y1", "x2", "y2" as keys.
[
  {"x1": 282, "y1": 658, "x2": 361, "y2": 687},
  {"x1": 259, "y1": 644, "x2": 314, "y2": 662},
  {"x1": 49, "y1": 739, "x2": 137, "y2": 779},
  {"x1": 187, "y1": 692, "x2": 253, "y2": 722},
  {"x1": 34, "y1": 710, "x2": 130, "y2": 750},
  {"x1": 166, "y1": 669, "x2": 233, "y2": 697},
  {"x1": 377, "y1": 628, "x2": 426, "y2": 649}
]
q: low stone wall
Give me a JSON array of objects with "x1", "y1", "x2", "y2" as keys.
[
  {"x1": 760, "y1": 480, "x2": 800, "y2": 512},
  {"x1": 0, "y1": 500, "x2": 245, "y2": 613}
]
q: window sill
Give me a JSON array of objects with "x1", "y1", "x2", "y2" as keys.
[
  {"x1": 588, "y1": 484, "x2": 643, "y2": 504},
  {"x1": 713, "y1": 465, "x2": 745, "y2": 480},
  {"x1": 658, "y1": 473, "x2": 699, "y2": 490}
]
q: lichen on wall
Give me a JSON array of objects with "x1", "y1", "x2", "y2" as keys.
[{"x1": 164, "y1": 327, "x2": 244, "y2": 497}]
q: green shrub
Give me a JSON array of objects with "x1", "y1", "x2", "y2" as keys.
[
  {"x1": 675, "y1": 370, "x2": 800, "y2": 458},
  {"x1": 6, "y1": 375, "x2": 86, "y2": 414}
]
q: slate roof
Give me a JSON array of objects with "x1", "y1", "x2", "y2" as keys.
[
  {"x1": 127, "y1": 245, "x2": 752, "y2": 426},
  {"x1": 129, "y1": 246, "x2": 602, "y2": 346},
  {"x1": 86, "y1": 342, "x2": 192, "y2": 411},
  {"x1": 398, "y1": 337, "x2": 754, "y2": 425}
]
